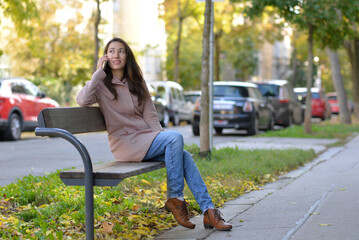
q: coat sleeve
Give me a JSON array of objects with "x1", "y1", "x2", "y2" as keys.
[
  {"x1": 76, "y1": 69, "x2": 106, "y2": 106},
  {"x1": 142, "y1": 94, "x2": 164, "y2": 132}
]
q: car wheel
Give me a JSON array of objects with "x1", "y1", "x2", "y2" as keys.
[
  {"x1": 192, "y1": 121, "x2": 200, "y2": 136},
  {"x1": 266, "y1": 114, "x2": 275, "y2": 131},
  {"x1": 215, "y1": 127, "x2": 223, "y2": 135},
  {"x1": 5, "y1": 113, "x2": 22, "y2": 141},
  {"x1": 160, "y1": 110, "x2": 170, "y2": 128},
  {"x1": 247, "y1": 115, "x2": 259, "y2": 136},
  {"x1": 285, "y1": 113, "x2": 293, "y2": 127},
  {"x1": 172, "y1": 113, "x2": 180, "y2": 126}
]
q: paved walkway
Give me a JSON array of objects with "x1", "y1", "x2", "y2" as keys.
[{"x1": 157, "y1": 134, "x2": 358, "y2": 240}]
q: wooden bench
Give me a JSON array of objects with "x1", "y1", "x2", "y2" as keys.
[{"x1": 35, "y1": 107, "x2": 166, "y2": 240}]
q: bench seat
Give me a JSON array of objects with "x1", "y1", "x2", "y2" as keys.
[{"x1": 60, "y1": 161, "x2": 165, "y2": 186}]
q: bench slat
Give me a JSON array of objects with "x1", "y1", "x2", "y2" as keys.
[
  {"x1": 60, "y1": 161, "x2": 165, "y2": 186},
  {"x1": 39, "y1": 107, "x2": 106, "y2": 134}
]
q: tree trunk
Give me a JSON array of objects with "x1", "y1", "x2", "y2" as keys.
[
  {"x1": 173, "y1": 2, "x2": 183, "y2": 83},
  {"x1": 326, "y1": 47, "x2": 351, "y2": 124},
  {"x1": 291, "y1": 31, "x2": 298, "y2": 87},
  {"x1": 199, "y1": 0, "x2": 211, "y2": 156},
  {"x1": 304, "y1": 24, "x2": 313, "y2": 134},
  {"x1": 343, "y1": 38, "x2": 359, "y2": 119},
  {"x1": 93, "y1": 0, "x2": 101, "y2": 73},
  {"x1": 214, "y1": 30, "x2": 222, "y2": 81}
]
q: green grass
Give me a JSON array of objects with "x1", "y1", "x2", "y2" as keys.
[
  {"x1": 0, "y1": 146, "x2": 316, "y2": 239},
  {"x1": 258, "y1": 120, "x2": 359, "y2": 141}
]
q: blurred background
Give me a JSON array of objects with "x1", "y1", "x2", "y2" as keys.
[{"x1": 0, "y1": 0, "x2": 354, "y2": 107}]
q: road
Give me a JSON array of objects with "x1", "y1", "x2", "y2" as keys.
[{"x1": 0, "y1": 125, "x2": 249, "y2": 186}]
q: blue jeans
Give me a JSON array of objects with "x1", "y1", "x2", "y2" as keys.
[{"x1": 143, "y1": 131, "x2": 214, "y2": 213}]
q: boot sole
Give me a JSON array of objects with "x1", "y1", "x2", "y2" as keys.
[{"x1": 204, "y1": 224, "x2": 232, "y2": 231}]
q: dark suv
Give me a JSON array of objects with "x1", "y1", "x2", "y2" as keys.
[
  {"x1": 192, "y1": 81, "x2": 274, "y2": 136},
  {"x1": 0, "y1": 77, "x2": 59, "y2": 140},
  {"x1": 254, "y1": 80, "x2": 303, "y2": 127}
]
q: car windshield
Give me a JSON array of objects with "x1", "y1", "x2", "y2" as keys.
[
  {"x1": 312, "y1": 92, "x2": 320, "y2": 99},
  {"x1": 257, "y1": 84, "x2": 278, "y2": 97},
  {"x1": 327, "y1": 95, "x2": 337, "y2": 101},
  {"x1": 213, "y1": 86, "x2": 249, "y2": 97}
]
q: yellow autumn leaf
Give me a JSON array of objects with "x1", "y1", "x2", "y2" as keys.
[
  {"x1": 144, "y1": 189, "x2": 153, "y2": 195},
  {"x1": 141, "y1": 179, "x2": 150, "y2": 185},
  {"x1": 160, "y1": 182, "x2": 167, "y2": 192},
  {"x1": 319, "y1": 223, "x2": 332, "y2": 226},
  {"x1": 128, "y1": 214, "x2": 141, "y2": 221},
  {"x1": 133, "y1": 229, "x2": 149, "y2": 235}
]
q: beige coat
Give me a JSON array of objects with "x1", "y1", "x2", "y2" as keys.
[{"x1": 77, "y1": 69, "x2": 163, "y2": 162}]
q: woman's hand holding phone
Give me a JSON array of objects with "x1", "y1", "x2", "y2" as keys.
[{"x1": 97, "y1": 54, "x2": 109, "y2": 70}]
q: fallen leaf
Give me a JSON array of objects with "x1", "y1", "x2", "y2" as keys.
[
  {"x1": 103, "y1": 221, "x2": 114, "y2": 233},
  {"x1": 132, "y1": 204, "x2": 140, "y2": 211},
  {"x1": 319, "y1": 223, "x2": 332, "y2": 226},
  {"x1": 310, "y1": 212, "x2": 320, "y2": 215},
  {"x1": 339, "y1": 188, "x2": 346, "y2": 191}
]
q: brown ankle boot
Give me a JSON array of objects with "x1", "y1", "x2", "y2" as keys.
[
  {"x1": 203, "y1": 209, "x2": 232, "y2": 231},
  {"x1": 165, "y1": 198, "x2": 195, "y2": 229}
]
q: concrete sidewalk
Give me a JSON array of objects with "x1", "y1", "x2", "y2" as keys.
[{"x1": 157, "y1": 134, "x2": 358, "y2": 240}]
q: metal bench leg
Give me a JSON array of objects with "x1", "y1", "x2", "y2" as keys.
[
  {"x1": 35, "y1": 128, "x2": 94, "y2": 240},
  {"x1": 85, "y1": 170, "x2": 94, "y2": 240}
]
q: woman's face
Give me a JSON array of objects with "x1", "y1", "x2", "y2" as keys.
[{"x1": 106, "y1": 41, "x2": 126, "y2": 71}]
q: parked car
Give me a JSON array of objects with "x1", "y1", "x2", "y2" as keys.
[
  {"x1": 146, "y1": 82, "x2": 168, "y2": 127},
  {"x1": 148, "y1": 81, "x2": 193, "y2": 126},
  {"x1": 326, "y1": 92, "x2": 339, "y2": 114},
  {"x1": 294, "y1": 87, "x2": 331, "y2": 120},
  {"x1": 192, "y1": 81, "x2": 274, "y2": 136},
  {"x1": 184, "y1": 90, "x2": 201, "y2": 112},
  {"x1": 184, "y1": 90, "x2": 201, "y2": 104},
  {"x1": 326, "y1": 92, "x2": 354, "y2": 115},
  {"x1": 0, "y1": 77, "x2": 59, "y2": 140},
  {"x1": 253, "y1": 80, "x2": 303, "y2": 127}
]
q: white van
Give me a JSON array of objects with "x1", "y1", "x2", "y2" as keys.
[{"x1": 148, "y1": 81, "x2": 193, "y2": 126}]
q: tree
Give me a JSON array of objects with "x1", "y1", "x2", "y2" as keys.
[
  {"x1": 199, "y1": 0, "x2": 212, "y2": 156},
  {"x1": 338, "y1": 0, "x2": 359, "y2": 119},
  {"x1": 0, "y1": 0, "x2": 38, "y2": 35},
  {"x1": 87, "y1": 0, "x2": 109, "y2": 73},
  {"x1": 240, "y1": 0, "x2": 343, "y2": 133},
  {"x1": 326, "y1": 48, "x2": 351, "y2": 123},
  {"x1": 162, "y1": 0, "x2": 201, "y2": 82},
  {"x1": 3, "y1": 0, "x2": 93, "y2": 106}
]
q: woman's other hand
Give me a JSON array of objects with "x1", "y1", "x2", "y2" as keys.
[{"x1": 97, "y1": 54, "x2": 109, "y2": 70}]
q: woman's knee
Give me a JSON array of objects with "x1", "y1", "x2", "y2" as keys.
[{"x1": 166, "y1": 131, "x2": 183, "y2": 144}]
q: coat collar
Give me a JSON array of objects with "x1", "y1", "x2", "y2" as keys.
[{"x1": 112, "y1": 77, "x2": 127, "y2": 86}]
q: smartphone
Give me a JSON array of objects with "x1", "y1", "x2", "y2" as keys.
[{"x1": 102, "y1": 60, "x2": 109, "y2": 70}]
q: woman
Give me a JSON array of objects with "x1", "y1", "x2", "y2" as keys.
[{"x1": 77, "y1": 37, "x2": 232, "y2": 231}]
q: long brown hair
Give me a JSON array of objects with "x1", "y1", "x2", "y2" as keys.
[{"x1": 102, "y1": 37, "x2": 149, "y2": 106}]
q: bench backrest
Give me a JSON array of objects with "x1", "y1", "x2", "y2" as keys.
[{"x1": 37, "y1": 107, "x2": 106, "y2": 134}]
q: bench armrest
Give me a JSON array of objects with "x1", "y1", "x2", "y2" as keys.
[{"x1": 35, "y1": 127, "x2": 94, "y2": 178}]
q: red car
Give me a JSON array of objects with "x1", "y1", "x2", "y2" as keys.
[
  {"x1": 326, "y1": 92, "x2": 354, "y2": 114},
  {"x1": 326, "y1": 92, "x2": 339, "y2": 114},
  {"x1": 294, "y1": 87, "x2": 331, "y2": 120},
  {"x1": 0, "y1": 77, "x2": 59, "y2": 140}
]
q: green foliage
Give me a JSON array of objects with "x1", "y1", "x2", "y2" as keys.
[
  {"x1": 2, "y1": 0, "x2": 93, "y2": 106},
  {"x1": 0, "y1": 0, "x2": 38, "y2": 35}
]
